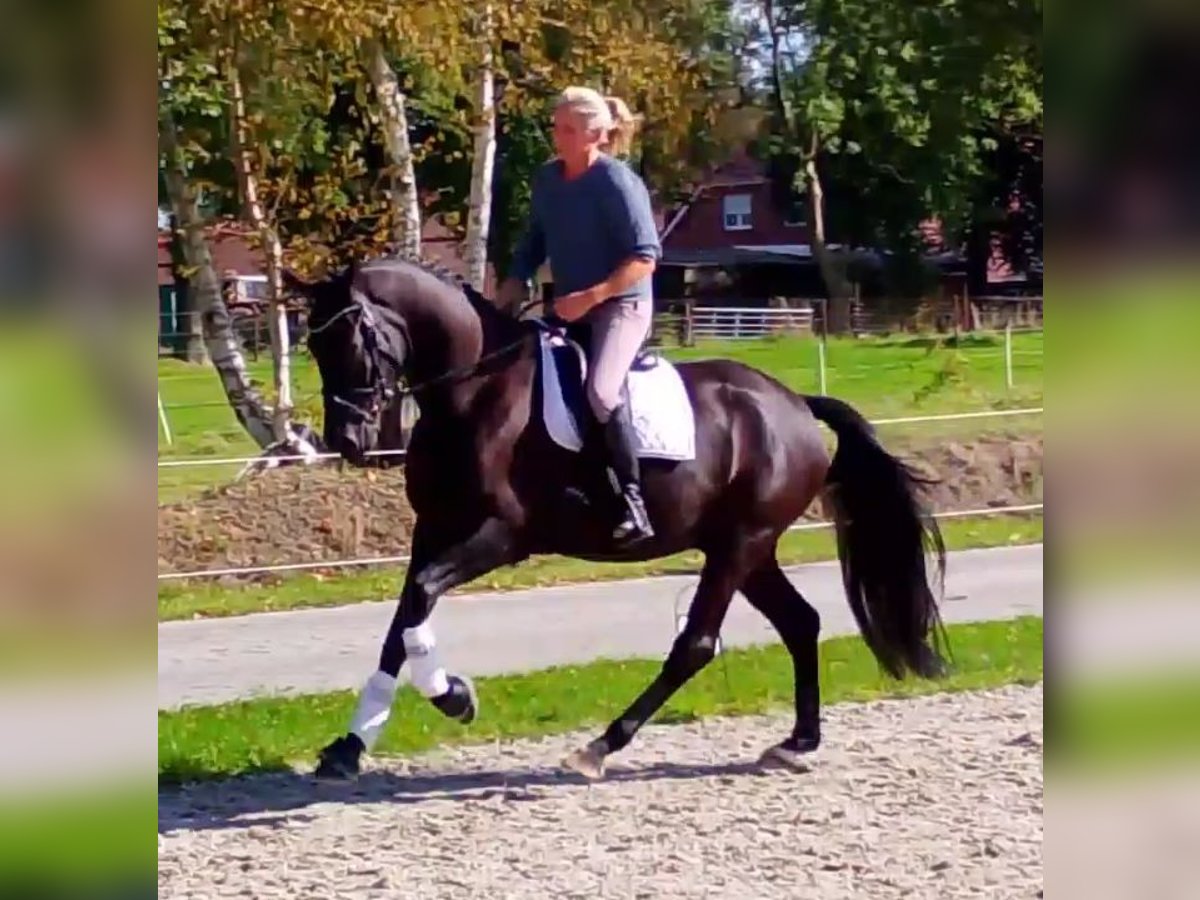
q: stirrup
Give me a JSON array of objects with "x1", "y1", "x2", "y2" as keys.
[{"x1": 612, "y1": 486, "x2": 654, "y2": 542}]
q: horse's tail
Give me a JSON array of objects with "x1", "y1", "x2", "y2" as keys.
[{"x1": 804, "y1": 394, "x2": 948, "y2": 679}]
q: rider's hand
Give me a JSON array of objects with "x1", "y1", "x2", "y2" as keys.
[{"x1": 554, "y1": 287, "x2": 601, "y2": 322}]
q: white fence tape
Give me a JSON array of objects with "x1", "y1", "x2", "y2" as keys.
[
  {"x1": 158, "y1": 406, "x2": 1044, "y2": 470},
  {"x1": 157, "y1": 502, "x2": 1044, "y2": 581},
  {"x1": 867, "y1": 407, "x2": 1043, "y2": 426},
  {"x1": 159, "y1": 447, "x2": 406, "y2": 468}
]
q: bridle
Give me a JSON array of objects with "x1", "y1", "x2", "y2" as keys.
[
  {"x1": 307, "y1": 291, "x2": 408, "y2": 425},
  {"x1": 307, "y1": 293, "x2": 548, "y2": 426}
]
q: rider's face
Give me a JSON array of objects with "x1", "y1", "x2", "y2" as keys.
[{"x1": 552, "y1": 106, "x2": 601, "y2": 162}]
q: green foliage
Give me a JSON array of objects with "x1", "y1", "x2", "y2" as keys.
[
  {"x1": 158, "y1": 0, "x2": 1040, "y2": 289},
  {"x1": 159, "y1": 0, "x2": 750, "y2": 278},
  {"x1": 490, "y1": 106, "x2": 552, "y2": 280},
  {"x1": 755, "y1": 0, "x2": 1042, "y2": 259}
]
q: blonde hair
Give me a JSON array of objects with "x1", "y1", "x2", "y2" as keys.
[{"x1": 556, "y1": 86, "x2": 641, "y2": 157}]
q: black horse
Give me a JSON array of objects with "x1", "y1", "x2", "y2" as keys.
[{"x1": 282, "y1": 258, "x2": 947, "y2": 780}]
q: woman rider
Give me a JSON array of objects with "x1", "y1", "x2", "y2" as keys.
[{"x1": 497, "y1": 86, "x2": 661, "y2": 545}]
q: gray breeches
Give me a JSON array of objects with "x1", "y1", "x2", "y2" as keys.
[{"x1": 583, "y1": 297, "x2": 653, "y2": 423}]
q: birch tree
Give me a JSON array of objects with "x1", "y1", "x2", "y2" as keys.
[
  {"x1": 158, "y1": 104, "x2": 277, "y2": 448},
  {"x1": 363, "y1": 38, "x2": 423, "y2": 257},
  {"x1": 222, "y1": 34, "x2": 297, "y2": 446},
  {"x1": 462, "y1": 2, "x2": 497, "y2": 292},
  {"x1": 158, "y1": 0, "x2": 276, "y2": 447}
]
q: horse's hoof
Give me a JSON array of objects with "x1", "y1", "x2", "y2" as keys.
[
  {"x1": 757, "y1": 736, "x2": 819, "y2": 773},
  {"x1": 562, "y1": 742, "x2": 607, "y2": 780},
  {"x1": 314, "y1": 734, "x2": 364, "y2": 781},
  {"x1": 454, "y1": 675, "x2": 479, "y2": 724},
  {"x1": 432, "y1": 675, "x2": 478, "y2": 724}
]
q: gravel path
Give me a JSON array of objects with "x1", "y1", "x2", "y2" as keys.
[{"x1": 159, "y1": 683, "x2": 1043, "y2": 899}]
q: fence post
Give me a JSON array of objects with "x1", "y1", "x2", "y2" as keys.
[
  {"x1": 158, "y1": 391, "x2": 173, "y2": 445},
  {"x1": 268, "y1": 299, "x2": 293, "y2": 444},
  {"x1": 817, "y1": 335, "x2": 828, "y2": 395},
  {"x1": 1004, "y1": 319, "x2": 1014, "y2": 391}
]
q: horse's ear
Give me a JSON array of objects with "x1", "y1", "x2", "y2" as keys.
[{"x1": 280, "y1": 268, "x2": 314, "y2": 302}]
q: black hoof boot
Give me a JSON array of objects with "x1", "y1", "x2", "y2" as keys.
[
  {"x1": 758, "y1": 732, "x2": 820, "y2": 772},
  {"x1": 783, "y1": 732, "x2": 821, "y2": 755},
  {"x1": 315, "y1": 733, "x2": 365, "y2": 780},
  {"x1": 430, "y1": 675, "x2": 478, "y2": 724}
]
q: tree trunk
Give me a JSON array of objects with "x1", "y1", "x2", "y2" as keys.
[
  {"x1": 165, "y1": 225, "x2": 208, "y2": 362},
  {"x1": 803, "y1": 152, "x2": 853, "y2": 335},
  {"x1": 763, "y1": 0, "x2": 852, "y2": 334},
  {"x1": 364, "y1": 38, "x2": 421, "y2": 258},
  {"x1": 763, "y1": 0, "x2": 792, "y2": 130},
  {"x1": 180, "y1": 294, "x2": 208, "y2": 363},
  {"x1": 463, "y1": 4, "x2": 496, "y2": 293},
  {"x1": 158, "y1": 108, "x2": 275, "y2": 449},
  {"x1": 227, "y1": 52, "x2": 294, "y2": 445}
]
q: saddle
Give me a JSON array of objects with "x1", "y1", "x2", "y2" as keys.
[{"x1": 535, "y1": 319, "x2": 696, "y2": 461}]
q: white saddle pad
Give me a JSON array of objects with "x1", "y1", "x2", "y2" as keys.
[{"x1": 538, "y1": 330, "x2": 696, "y2": 461}]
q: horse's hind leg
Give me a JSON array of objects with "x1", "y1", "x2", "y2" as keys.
[
  {"x1": 562, "y1": 530, "x2": 774, "y2": 779},
  {"x1": 740, "y1": 556, "x2": 822, "y2": 771}
]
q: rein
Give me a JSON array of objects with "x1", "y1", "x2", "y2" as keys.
[
  {"x1": 310, "y1": 295, "x2": 551, "y2": 416},
  {"x1": 399, "y1": 331, "x2": 532, "y2": 397},
  {"x1": 397, "y1": 296, "x2": 557, "y2": 396}
]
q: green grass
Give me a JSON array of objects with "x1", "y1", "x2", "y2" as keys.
[
  {"x1": 0, "y1": 782, "x2": 153, "y2": 894},
  {"x1": 2, "y1": 327, "x2": 136, "y2": 517},
  {"x1": 1052, "y1": 670, "x2": 1200, "y2": 771},
  {"x1": 158, "y1": 331, "x2": 1043, "y2": 501},
  {"x1": 159, "y1": 616, "x2": 1044, "y2": 784},
  {"x1": 158, "y1": 511, "x2": 1043, "y2": 620}
]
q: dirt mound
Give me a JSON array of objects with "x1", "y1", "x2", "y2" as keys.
[
  {"x1": 904, "y1": 434, "x2": 1043, "y2": 511},
  {"x1": 158, "y1": 466, "x2": 416, "y2": 583},
  {"x1": 158, "y1": 435, "x2": 1042, "y2": 583}
]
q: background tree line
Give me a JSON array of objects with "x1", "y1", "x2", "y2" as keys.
[{"x1": 158, "y1": 0, "x2": 1041, "y2": 447}]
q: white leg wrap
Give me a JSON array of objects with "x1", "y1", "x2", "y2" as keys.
[
  {"x1": 349, "y1": 670, "x2": 397, "y2": 751},
  {"x1": 403, "y1": 621, "x2": 450, "y2": 698},
  {"x1": 676, "y1": 614, "x2": 722, "y2": 655}
]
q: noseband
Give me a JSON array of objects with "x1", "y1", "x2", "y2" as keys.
[
  {"x1": 308, "y1": 292, "x2": 407, "y2": 425},
  {"x1": 309, "y1": 290, "x2": 539, "y2": 429}
]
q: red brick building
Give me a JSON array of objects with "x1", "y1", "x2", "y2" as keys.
[
  {"x1": 652, "y1": 144, "x2": 1039, "y2": 331},
  {"x1": 659, "y1": 147, "x2": 810, "y2": 253},
  {"x1": 651, "y1": 147, "x2": 828, "y2": 307}
]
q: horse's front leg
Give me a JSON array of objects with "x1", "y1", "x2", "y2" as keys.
[{"x1": 315, "y1": 517, "x2": 524, "y2": 779}]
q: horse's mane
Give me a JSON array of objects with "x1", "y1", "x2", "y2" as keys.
[
  {"x1": 357, "y1": 252, "x2": 492, "y2": 309},
  {"x1": 354, "y1": 251, "x2": 528, "y2": 340}
]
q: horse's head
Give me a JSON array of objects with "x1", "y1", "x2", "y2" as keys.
[{"x1": 283, "y1": 263, "x2": 408, "y2": 466}]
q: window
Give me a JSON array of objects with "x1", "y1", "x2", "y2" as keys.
[
  {"x1": 722, "y1": 193, "x2": 752, "y2": 231},
  {"x1": 241, "y1": 278, "x2": 270, "y2": 300}
]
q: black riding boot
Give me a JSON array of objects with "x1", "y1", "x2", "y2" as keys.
[{"x1": 603, "y1": 402, "x2": 655, "y2": 544}]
